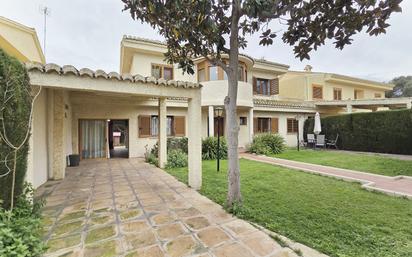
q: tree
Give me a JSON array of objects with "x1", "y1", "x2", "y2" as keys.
[
  {"x1": 122, "y1": 0, "x2": 402, "y2": 207},
  {"x1": 386, "y1": 76, "x2": 412, "y2": 97}
]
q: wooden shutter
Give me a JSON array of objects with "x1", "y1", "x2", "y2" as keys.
[
  {"x1": 174, "y1": 116, "x2": 185, "y2": 137},
  {"x1": 312, "y1": 86, "x2": 323, "y2": 99},
  {"x1": 270, "y1": 78, "x2": 279, "y2": 95},
  {"x1": 138, "y1": 115, "x2": 151, "y2": 138},
  {"x1": 253, "y1": 77, "x2": 257, "y2": 94},
  {"x1": 270, "y1": 118, "x2": 279, "y2": 133},
  {"x1": 253, "y1": 117, "x2": 258, "y2": 134}
]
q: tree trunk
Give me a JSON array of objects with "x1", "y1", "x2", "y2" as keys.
[{"x1": 225, "y1": 0, "x2": 242, "y2": 207}]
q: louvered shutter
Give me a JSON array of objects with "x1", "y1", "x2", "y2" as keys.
[
  {"x1": 253, "y1": 77, "x2": 257, "y2": 94},
  {"x1": 270, "y1": 118, "x2": 279, "y2": 133},
  {"x1": 312, "y1": 86, "x2": 323, "y2": 99},
  {"x1": 138, "y1": 115, "x2": 151, "y2": 138},
  {"x1": 270, "y1": 78, "x2": 279, "y2": 95},
  {"x1": 174, "y1": 116, "x2": 185, "y2": 137},
  {"x1": 253, "y1": 118, "x2": 258, "y2": 134}
]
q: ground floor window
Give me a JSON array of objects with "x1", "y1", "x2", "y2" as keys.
[
  {"x1": 257, "y1": 118, "x2": 270, "y2": 133},
  {"x1": 239, "y1": 117, "x2": 247, "y2": 125},
  {"x1": 139, "y1": 115, "x2": 185, "y2": 138},
  {"x1": 150, "y1": 116, "x2": 174, "y2": 136},
  {"x1": 287, "y1": 118, "x2": 299, "y2": 133}
]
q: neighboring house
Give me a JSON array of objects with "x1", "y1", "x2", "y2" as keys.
[{"x1": 1, "y1": 17, "x2": 411, "y2": 189}]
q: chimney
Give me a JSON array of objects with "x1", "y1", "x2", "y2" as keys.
[{"x1": 304, "y1": 65, "x2": 313, "y2": 72}]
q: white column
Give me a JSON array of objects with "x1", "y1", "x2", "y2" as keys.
[
  {"x1": 188, "y1": 94, "x2": 202, "y2": 190},
  {"x1": 346, "y1": 104, "x2": 353, "y2": 113},
  {"x1": 407, "y1": 101, "x2": 412, "y2": 109},
  {"x1": 158, "y1": 98, "x2": 167, "y2": 168},
  {"x1": 248, "y1": 108, "x2": 254, "y2": 143},
  {"x1": 208, "y1": 106, "x2": 214, "y2": 137}
]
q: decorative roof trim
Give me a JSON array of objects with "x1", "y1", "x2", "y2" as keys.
[
  {"x1": 253, "y1": 99, "x2": 316, "y2": 110},
  {"x1": 25, "y1": 63, "x2": 202, "y2": 89}
]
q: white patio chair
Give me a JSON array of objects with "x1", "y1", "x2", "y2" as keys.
[
  {"x1": 316, "y1": 135, "x2": 326, "y2": 149},
  {"x1": 307, "y1": 134, "x2": 315, "y2": 148},
  {"x1": 327, "y1": 134, "x2": 339, "y2": 149}
]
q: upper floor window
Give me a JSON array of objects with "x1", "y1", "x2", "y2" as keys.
[
  {"x1": 374, "y1": 93, "x2": 382, "y2": 98},
  {"x1": 312, "y1": 85, "x2": 323, "y2": 100},
  {"x1": 256, "y1": 78, "x2": 270, "y2": 95},
  {"x1": 354, "y1": 89, "x2": 364, "y2": 99},
  {"x1": 151, "y1": 64, "x2": 173, "y2": 80},
  {"x1": 209, "y1": 66, "x2": 219, "y2": 81},
  {"x1": 333, "y1": 88, "x2": 342, "y2": 100}
]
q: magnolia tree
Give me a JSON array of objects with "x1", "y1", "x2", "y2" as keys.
[{"x1": 122, "y1": 0, "x2": 402, "y2": 207}]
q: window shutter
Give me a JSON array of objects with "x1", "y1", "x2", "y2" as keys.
[
  {"x1": 138, "y1": 115, "x2": 151, "y2": 138},
  {"x1": 312, "y1": 86, "x2": 323, "y2": 99},
  {"x1": 253, "y1": 118, "x2": 258, "y2": 134},
  {"x1": 270, "y1": 78, "x2": 279, "y2": 95},
  {"x1": 253, "y1": 77, "x2": 257, "y2": 94},
  {"x1": 174, "y1": 116, "x2": 185, "y2": 137},
  {"x1": 270, "y1": 118, "x2": 279, "y2": 133}
]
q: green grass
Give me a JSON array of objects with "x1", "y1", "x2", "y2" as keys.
[
  {"x1": 167, "y1": 159, "x2": 412, "y2": 257},
  {"x1": 272, "y1": 149, "x2": 412, "y2": 177}
]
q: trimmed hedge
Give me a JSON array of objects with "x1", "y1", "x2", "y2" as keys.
[
  {"x1": 0, "y1": 48, "x2": 31, "y2": 209},
  {"x1": 304, "y1": 109, "x2": 412, "y2": 154}
]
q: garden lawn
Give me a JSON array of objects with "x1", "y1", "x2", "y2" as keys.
[
  {"x1": 273, "y1": 149, "x2": 412, "y2": 177},
  {"x1": 167, "y1": 159, "x2": 412, "y2": 257}
]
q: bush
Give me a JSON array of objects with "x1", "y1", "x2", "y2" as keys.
[
  {"x1": 0, "y1": 48, "x2": 32, "y2": 209},
  {"x1": 202, "y1": 137, "x2": 228, "y2": 160},
  {"x1": 248, "y1": 133, "x2": 286, "y2": 155},
  {"x1": 166, "y1": 149, "x2": 188, "y2": 168},
  {"x1": 0, "y1": 183, "x2": 46, "y2": 257},
  {"x1": 304, "y1": 109, "x2": 412, "y2": 154},
  {"x1": 151, "y1": 137, "x2": 188, "y2": 157}
]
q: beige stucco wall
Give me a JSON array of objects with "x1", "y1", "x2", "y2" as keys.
[
  {"x1": 201, "y1": 81, "x2": 253, "y2": 107},
  {"x1": 129, "y1": 52, "x2": 197, "y2": 82}
]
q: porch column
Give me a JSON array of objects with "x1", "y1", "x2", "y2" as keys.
[
  {"x1": 346, "y1": 104, "x2": 353, "y2": 113},
  {"x1": 50, "y1": 89, "x2": 66, "y2": 180},
  {"x1": 248, "y1": 108, "x2": 254, "y2": 143},
  {"x1": 158, "y1": 97, "x2": 167, "y2": 168},
  {"x1": 188, "y1": 94, "x2": 202, "y2": 190},
  {"x1": 208, "y1": 106, "x2": 214, "y2": 137},
  {"x1": 407, "y1": 101, "x2": 412, "y2": 109}
]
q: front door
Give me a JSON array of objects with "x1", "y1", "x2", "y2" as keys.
[{"x1": 79, "y1": 120, "x2": 107, "y2": 159}]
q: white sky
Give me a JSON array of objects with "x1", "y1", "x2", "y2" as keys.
[{"x1": 1, "y1": 0, "x2": 411, "y2": 82}]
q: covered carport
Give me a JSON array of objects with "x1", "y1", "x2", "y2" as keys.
[{"x1": 26, "y1": 63, "x2": 203, "y2": 189}]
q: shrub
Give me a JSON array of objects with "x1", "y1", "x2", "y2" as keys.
[
  {"x1": 303, "y1": 109, "x2": 412, "y2": 154},
  {"x1": 151, "y1": 137, "x2": 188, "y2": 157},
  {"x1": 166, "y1": 149, "x2": 188, "y2": 168},
  {"x1": 248, "y1": 133, "x2": 286, "y2": 155},
  {"x1": 0, "y1": 48, "x2": 32, "y2": 209},
  {"x1": 202, "y1": 137, "x2": 228, "y2": 160},
  {"x1": 0, "y1": 183, "x2": 46, "y2": 257}
]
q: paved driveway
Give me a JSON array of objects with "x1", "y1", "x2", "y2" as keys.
[{"x1": 38, "y1": 158, "x2": 298, "y2": 257}]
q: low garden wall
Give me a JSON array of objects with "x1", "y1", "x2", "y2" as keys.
[{"x1": 304, "y1": 109, "x2": 412, "y2": 154}]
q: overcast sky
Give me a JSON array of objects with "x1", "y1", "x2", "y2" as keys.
[{"x1": 1, "y1": 0, "x2": 411, "y2": 82}]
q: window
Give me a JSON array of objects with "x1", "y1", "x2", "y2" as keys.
[
  {"x1": 151, "y1": 65, "x2": 162, "y2": 79},
  {"x1": 354, "y1": 89, "x2": 364, "y2": 99},
  {"x1": 374, "y1": 93, "x2": 382, "y2": 98},
  {"x1": 287, "y1": 119, "x2": 298, "y2": 133},
  {"x1": 198, "y1": 68, "x2": 206, "y2": 82},
  {"x1": 257, "y1": 118, "x2": 270, "y2": 133},
  {"x1": 239, "y1": 117, "x2": 247, "y2": 126},
  {"x1": 256, "y1": 78, "x2": 270, "y2": 96},
  {"x1": 238, "y1": 66, "x2": 244, "y2": 81},
  {"x1": 209, "y1": 66, "x2": 218, "y2": 81},
  {"x1": 150, "y1": 116, "x2": 174, "y2": 137},
  {"x1": 312, "y1": 85, "x2": 323, "y2": 99},
  {"x1": 151, "y1": 64, "x2": 173, "y2": 80},
  {"x1": 163, "y1": 67, "x2": 173, "y2": 80},
  {"x1": 333, "y1": 88, "x2": 342, "y2": 100}
]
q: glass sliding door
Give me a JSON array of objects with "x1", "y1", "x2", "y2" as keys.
[{"x1": 80, "y1": 120, "x2": 106, "y2": 159}]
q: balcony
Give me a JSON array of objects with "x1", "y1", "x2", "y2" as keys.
[{"x1": 201, "y1": 80, "x2": 253, "y2": 107}]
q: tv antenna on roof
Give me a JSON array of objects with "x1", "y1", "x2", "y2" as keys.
[{"x1": 39, "y1": 5, "x2": 51, "y2": 58}]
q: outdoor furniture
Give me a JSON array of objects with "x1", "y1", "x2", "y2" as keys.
[
  {"x1": 327, "y1": 134, "x2": 339, "y2": 149},
  {"x1": 315, "y1": 135, "x2": 326, "y2": 149},
  {"x1": 307, "y1": 134, "x2": 315, "y2": 148}
]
